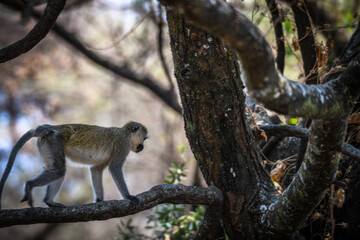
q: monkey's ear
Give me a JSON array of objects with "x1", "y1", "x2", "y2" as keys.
[{"x1": 131, "y1": 124, "x2": 140, "y2": 133}]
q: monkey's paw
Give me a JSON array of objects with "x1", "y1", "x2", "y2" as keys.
[
  {"x1": 44, "y1": 200, "x2": 66, "y2": 208},
  {"x1": 21, "y1": 193, "x2": 33, "y2": 207},
  {"x1": 127, "y1": 195, "x2": 140, "y2": 208}
]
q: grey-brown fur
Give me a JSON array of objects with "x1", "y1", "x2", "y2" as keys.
[{"x1": 0, "y1": 121, "x2": 148, "y2": 209}]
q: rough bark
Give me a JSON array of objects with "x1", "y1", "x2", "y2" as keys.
[
  {"x1": 166, "y1": 10, "x2": 276, "y2": 239},
  {"x1": 264, "y1": 120, "x2": 347, "y2": 232},
  {"x1": 1, "y1": 0, "x2": 359, "y2": 238},
  {"x1": 162, "y1": 0, "x2": 360, "y2": 238},
  {"x1": 161, "y1": 0, "x2": 355, "y2": 119}
]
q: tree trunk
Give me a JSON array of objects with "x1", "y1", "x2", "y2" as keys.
[{"x1": 166, "y1": 11, "x2": 277, "y2": 239}]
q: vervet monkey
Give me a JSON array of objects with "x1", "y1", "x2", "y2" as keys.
[{"x1": 0, "y1": 121, "x2": 148, "y2": 209}]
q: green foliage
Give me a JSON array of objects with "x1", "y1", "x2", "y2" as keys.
[
  {"x1": 116, "y1": 219, "x2": 151, "y2": 240},
  {"x1": 163, "y1": 161, "x2": 187, "y2": 185},
  {"x1": 116, "y1": 146, "x2": 205, "y2": 240},
  {"x1": 164, "y1": 146, "x2": 188, "y2": 185},
  {"x1": 146, "y1": 204, "x2": 205, "y2": 240},
  {"x1": 283, "y1": 17, "x2": 293, "y2": 34},
  {"x1": 344, "y1": 12, "x2": 355, "y2": 31},
  {"x1": 288, "y1": 118, "x2": 298, "y2": 125}
]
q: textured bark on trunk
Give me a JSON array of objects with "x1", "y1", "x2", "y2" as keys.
[
  {"x1": 164, "y1": 1, "x2": 360, "y2": 238},
  {"x1": 166, "y1": 11, "x2": 277, "y2": 239}
]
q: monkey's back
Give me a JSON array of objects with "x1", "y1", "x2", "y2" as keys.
[{"x1": 51, "y1": 124, "x2": 130, "y2": 166}]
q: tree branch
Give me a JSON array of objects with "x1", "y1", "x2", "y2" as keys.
[
  {"x1": 265, "y1": 0, "x2": 285, "y2": 74},
  {"x1": 0, "y1": 184, "x2": 222, "y2": 228},
  {"x1": 156, "y1": 5, "x2": 176, "y2": 92},
  {"x1": 258, "y1": 124, "x2": 309, "y2": 139},
  {"x1": 264, "y1": 119, "x2": 347, "y2": 232},
  {"x1": 161, "y1": 1, "x2": 360, "y2": 235},
  {"x1": 295, "y1": 0, "x2": 347, "y2": 57},
  {"x1": 1, "y1": 1, "x2": 182, "y2": 114},
  {"x1": 51, "y1": 23, "x2": 182, "y2": 114},
  {"x1": 257, "y1": 124, "x2": 360, "y2": 161},
  {"x1": 0, "y1": 0, "x2": 66, "y2": 63},
  {"x1": 288, "y1": 0, "x2": 318, "y2": 83},
  {"x1": 159, "y1": 0, "x2": 353, "y2": 119},
  {"x1": 342, "y1": 142, "x2": 360, "y2": 161}
]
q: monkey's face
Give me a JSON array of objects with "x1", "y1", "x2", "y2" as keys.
[{"x1": 130, "y1": 125, "x2": 148, "y2": 153}]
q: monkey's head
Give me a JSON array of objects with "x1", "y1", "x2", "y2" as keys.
[{"x1": 124, "y1": 121, "x2": 148, "y2": 153}]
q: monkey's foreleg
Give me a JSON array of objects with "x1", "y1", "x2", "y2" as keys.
[{"x1": 108, "y1": 162, "x2": 139, "y2": 206}]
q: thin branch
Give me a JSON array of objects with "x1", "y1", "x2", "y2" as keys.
[
  {"x1": 295, "y1": 137, "x2": 308, "y2": 170},
  {"x1": 342, "y1": 142, "x2": 360, "y2": 161},
  {"x1": 1, "y1": 1, "x2": 182, "y2": 114},
  {"x1": 0, "y1": 0, "x2": 66, "y2": 63},
  {"x1": 265, "y1": 0, "x2": 285, "y2": 74},
  {"x1": 285, "y1": 0, "x2": 318, "y2": 83},
  {"x1": 0, "y1": 184, "x2": 222, "y2": 228},
  {"x1": 51, "y1": 23, "x2": 181, "y2": 114},
  {"x1": 157, "y1": 5, "x2": 175, "y2": 92},
  {"x1": 321, "y1": 21, "x2": 360, "y2": 84},
  {"x1": 337, "y1": 22, "x2": 360, "y2": 66},
  {"x1": 303, "y1": 0, "x2": 348, "y2": 57},
  {"x1": 258, "y1": 124, "x2": 309, "y2": 139},
  {"x1": 258, "y1": 124, "x2": 360, "y2": 161}
]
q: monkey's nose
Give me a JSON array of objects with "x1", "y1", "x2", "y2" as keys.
[{"x1": 136, "y1": 144, "x2": 144, "y2": 152}]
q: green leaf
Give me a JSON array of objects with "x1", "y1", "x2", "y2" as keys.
[
  {"x1": 288, "y1": 118, "x2": 298, "y2": 125},
  {"x1": 283, "y1": 17, "x2": 293, "y2": 33},
  {"x1": 164, "y1": 179, "x2": 172, "y2": 184}
]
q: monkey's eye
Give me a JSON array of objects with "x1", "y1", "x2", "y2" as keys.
[{"x1": 131, "y1": 125, "x2": 140, "y2": 133}]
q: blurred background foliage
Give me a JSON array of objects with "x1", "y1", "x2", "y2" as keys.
[{"x1": 0, "y1": 0, "x2": 358, "y2": 239}]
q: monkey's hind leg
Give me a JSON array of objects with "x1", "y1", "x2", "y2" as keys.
[
  {"x1": 22, "y1": 131, "x2": 66, "y2": 207},
  {"x1": 21, "y1": 167, "x2": 66, "y2": 207},
  {"x1": 43, "y1": 176, "x2": 65, "y2": 207}
]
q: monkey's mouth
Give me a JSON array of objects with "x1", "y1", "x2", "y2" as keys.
[{"x1": 135, "y1": 144, "x2": 144, "y2": 153}]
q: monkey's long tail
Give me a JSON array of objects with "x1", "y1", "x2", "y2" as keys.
[{"x1": 0, "y1": 129, "x2": 35, "y2": 209}]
